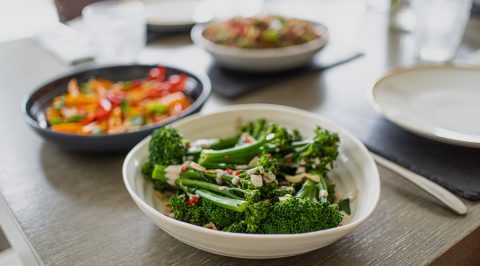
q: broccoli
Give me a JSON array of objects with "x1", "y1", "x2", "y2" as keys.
[
  {"x1": 201, "y1": 197, "x2": 244, "y2": 228},
  {"x1": 150, "y1": 162, "x2": 262, "y2": 203},
  {"x1": 146, "y1": 120, "x2": 346, "y2": 234},
  {"x1": 198, "y1": 125, "x2": 295, "y2": 167},
  {"x1": 223, "y1": 221, "x2": 247, "y2": 233},
  {"x1": 241, "y1": 119, "x2": 302, "y2": 142},
  {"x1": 168, "y1": 192, "x2": 207, "y2": 226},
  {"x1": 270, "y1": 185, "x2": 296, "y2": 199},
  {"x1": 292, "y1": 127, "x2": 340, "y2": 171},
  {"x1": 261, "y1": 179, "x2": 343, "y2": 234},
  {"x1": 244, "y1": 201, "x2": 271, "y2": 233},
  {"x1": 143, "y1": 127, "x2": 188, "y2": 176},
  {"x1": 241, "y1": 118, "x2": 268, "y2": 140},
  {"x1": 257, "y1": 154, "x2": 279, "y2": 174}
]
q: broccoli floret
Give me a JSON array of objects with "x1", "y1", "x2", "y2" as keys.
[
  {"x1": 228, "y1": 187, "x2": 261, "y2": 202},
  {"x1": 261, "y1": 179, "x2": 342, "y2": 234},
  {"x1": 290, "y1": 128, "x2": 303, "y2": 142},
  {"x1": 141, "y1": 160, "x2": 153, "y2": 177},
  {"x1": 244, "y1": 201, "x2": 271, "y2": 233},
  {"x1": 168, "y1": 192, "x2": 207, "y2": 226},
  {"x1": 294, "y1": 127, "x2": 339, "y2": 171},
  {"x1": 271, "y1": 185, "x2": 296, "y2": 199},
  {"x1": 149, "y1": 127, "x2": 187, "y2": 166},
  {"x1": 257, "y1": 154, "x2": 279, "y2": 174},
  {"x1": 223, "y1": 221, "x2": 247, "y2": 233},
  {"x1": 214, "y1": 201, "x2": 271, "y2": 233},
  {"x1": 241, "y1": 118, "x2": 268, "y2": 140},
  {"x1": 201, "y1": 198, "x2": 244, "y2": 228},
  {"x1": 262, "y1": 196, "x2": 342, "y2": 234}
]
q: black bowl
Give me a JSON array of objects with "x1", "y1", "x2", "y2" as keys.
[{"x1": 22, "y1": 64, "x2": 211, "y2": 152}]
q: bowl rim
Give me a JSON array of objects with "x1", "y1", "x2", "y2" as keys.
[
  {"x1": 21, "y1": 64, "x2": 212, "y2": 139},
  {"x1": 191, "y1": 18, "x2": 329, "y2": 58},
  {"x1": 123, "y1": 103, "x2": 381, "y2": 239}
]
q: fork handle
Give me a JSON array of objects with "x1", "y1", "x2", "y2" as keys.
[{"x1": 371, "y1": 153, "x2": 467, "y2": 215}]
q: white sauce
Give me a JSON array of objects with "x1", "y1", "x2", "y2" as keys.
[{"x1": 165, "y1": 165, "x2": 183, "y2": 186}]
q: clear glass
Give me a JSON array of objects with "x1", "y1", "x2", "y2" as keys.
[
  {"x1": 82, "y1": 0, "x2": 146, "y2": 64},
  {"x1": 414, "y1": 0, "x2": 472, "y2": 62}
]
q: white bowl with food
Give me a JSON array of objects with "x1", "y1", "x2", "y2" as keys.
[
  {"x1": 123, "y1": 104, "x2": 380, "y2": 258},
  {"x1": 191, "y1": 15, "x2": 329, "y2": 72}
]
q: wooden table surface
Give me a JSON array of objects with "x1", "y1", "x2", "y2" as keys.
[{"x1": 1, "y1": 1, "x2": 480, "y2": 265}]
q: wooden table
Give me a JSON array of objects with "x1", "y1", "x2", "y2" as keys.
[{"x1": 1, "y1": 2, "x2": 480, "y2": 265}]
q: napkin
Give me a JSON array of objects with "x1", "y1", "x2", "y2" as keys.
[{"x1": 33, "y1": 23, "x2": 94, "y2": 65}]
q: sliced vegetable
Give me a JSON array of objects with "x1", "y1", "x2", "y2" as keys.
[{"x1": 45, "y1": 66, "x2": 191, "y2": 135}]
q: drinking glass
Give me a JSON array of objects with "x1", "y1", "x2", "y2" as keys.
[
  {"x1": 414, "y1": 0, "x2": 472, "y2": 62},
  {"x1": 82, "y1": 0, "x2": 146, "y2": 64}
]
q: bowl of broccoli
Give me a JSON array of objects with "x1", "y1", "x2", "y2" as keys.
[{"x1": 123, "y1": 104, "x2": 380, "y2": 258}]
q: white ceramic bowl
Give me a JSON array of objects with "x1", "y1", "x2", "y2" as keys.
[
  {"x1": 123, "y1": 104, "x2": 380, "y2": 259},
  {"x1": 191, "y1": 20, "x2": 328, "y2": 72}
]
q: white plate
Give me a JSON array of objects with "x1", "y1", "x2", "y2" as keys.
[
  {"x1": 123, "y1": 104, "x2": 380, "y2": 258},
  {"x1": 191, "y1": 21, "x2": 328, "y2": 72},
  {"x1": 369, "y1": 65, "x2": 480, "y2": 148},
  {"x1": 145, "y1": 0, "x2": 213, "y2": 31}
]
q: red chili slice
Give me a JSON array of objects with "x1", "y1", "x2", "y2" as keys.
[
  {"x1": 186, "y1": 195, "x2": 200, "y2": 205},
  {"x1": 168, "y1": 74, "x2": 187, "y2": 92},
  {"x1": 148, "y1": 67, "x2": 166, "y2": 81}
]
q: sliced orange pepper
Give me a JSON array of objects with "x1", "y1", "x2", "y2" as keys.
[
  {"x1": 64, "y1": 94, "x2": 98, "y2": 106},
  {"x1": 97, "y1": 79, "x2": 114, "y2": 89},
  {"x1": 51, "y1": 123, "x2": 83, "y2": 134}
]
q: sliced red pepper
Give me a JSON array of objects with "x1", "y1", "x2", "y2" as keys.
[
  {"x1": 80, "y1": 113, "x2": 96, "y2": 125},
  {"x1": 168, "y1": 74, "x2": 188, "y2": 92},
  {"x1": 106, "y1": 91, "x2": 126, "y2": 106},
  {"x1": 132, "y1": 80, "x2": 142, "y2": 88},
  {"x1": 225, "y1": 168, "x2": 233, "y2": 175},
  {"x1": 147, "y1": 89, "x2": 169, "y2": 99},
  {"x1": 180, "y1": 166, "x2": 187, "y2": 172},
  {"x1": 232, "y1": 170, "x2": 240, "y2": 176},
  {"x1": 148, "y1": 67, "x2": 166, "y2": 81},
  {"x1": 94, "y1": 99, "x2": 112, "y2": 119}
]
